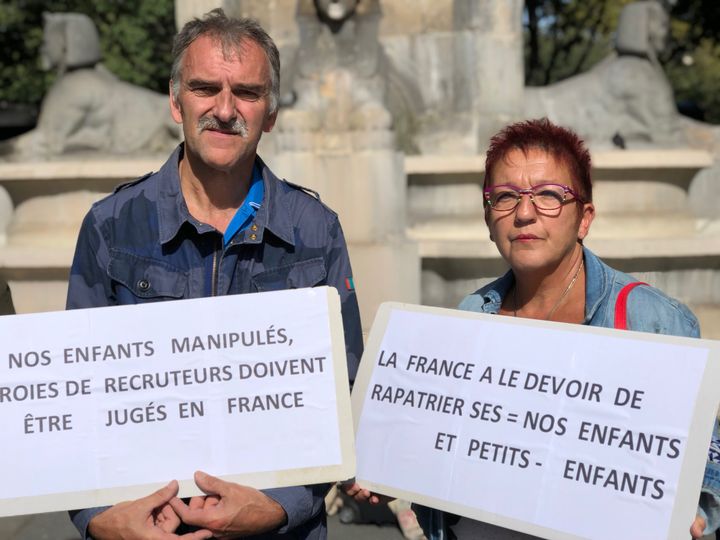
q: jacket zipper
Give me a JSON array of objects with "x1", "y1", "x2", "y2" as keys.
[{"x1": 211, "y1": 236, "x2": 222, "y2": 297}]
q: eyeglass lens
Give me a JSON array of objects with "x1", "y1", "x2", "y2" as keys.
[{"x1": 487, "y1": 184, "x2": 569, "y2": 210}]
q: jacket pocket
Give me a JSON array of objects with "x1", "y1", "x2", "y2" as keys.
[
  {"x1": 108, "y1": 249, "x2": 188, "y2": 300},
  {"x1": 251, "y1": 257, "x2": 327, "y2": 292}
]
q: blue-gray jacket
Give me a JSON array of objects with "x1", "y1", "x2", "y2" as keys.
[
  {"x1": 459, "y1": 246, "x2": 700, "y2": 336},
  {"x1": 417, "y1": 247, "x2": 720, "y2": 539},
  {"x1": 66, "y1": 144, "x2": 363, "y2": 540}
]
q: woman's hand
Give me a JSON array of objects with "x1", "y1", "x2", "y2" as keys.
[
  {"x1": 690, "y1": 514, "x2": 706, "y2": 539},
  {"x1": 340, "y1": 481, "x2": 387, "y2": 504}
]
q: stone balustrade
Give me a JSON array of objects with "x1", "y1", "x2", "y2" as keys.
[
  {"x1": 405, "y1": 149, "x2": 720, "y2": 337},
  {"x1": 0, "y1": 149, "x2": 718, "y2": 337},
  {"x1": 0, "y1": 157, "x2": 164, "y2": 313}
]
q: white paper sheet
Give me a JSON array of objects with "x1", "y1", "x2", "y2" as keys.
[
  {"x1": 353, "y1": 303, "x2": 720, "y2": 540},
  {"x1": 0, "y1": 286, "x2": 355, "y2": 516}
]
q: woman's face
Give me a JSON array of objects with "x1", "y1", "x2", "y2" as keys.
[{"x1": 485, "y1": 148, "x2": 595, "y2": 275}]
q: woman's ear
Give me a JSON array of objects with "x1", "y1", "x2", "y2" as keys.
[
  {"x1": 577, "y1": 202, "x2": 595, "y2": 241},
  {"x1": 484, "y1": 207, "x2": 494, "y2": 242}
]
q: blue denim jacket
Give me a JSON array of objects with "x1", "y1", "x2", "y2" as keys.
[
  {"x1": 66, "y1": 144, "x2": 363, "y2": 540},
  {"x1": 417, "y1": 247, "x2": 720, "y2": 539}
]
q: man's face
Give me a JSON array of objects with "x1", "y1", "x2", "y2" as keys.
[{"x1": 170, "y1": 35, "x2": 277, "y2": 173}]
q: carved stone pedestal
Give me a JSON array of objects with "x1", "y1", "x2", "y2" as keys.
[{"x1": 270, "y1": 130, "x2": 420, "y2": 330}]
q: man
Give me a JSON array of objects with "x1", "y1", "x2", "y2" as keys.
[
  {"x1": 0, "y1": 277, "x2": 14, "y2": 315},
  {"x1": 67, "y1": 9, "x2": 362, "y2": 540}
]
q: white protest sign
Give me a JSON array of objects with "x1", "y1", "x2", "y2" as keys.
[
  {"x1": 0, "y1": 286, "x2": 354, "y2": 517},
  {"x1": 352, "y1": 303, "x2": 720, "y2": 540}
]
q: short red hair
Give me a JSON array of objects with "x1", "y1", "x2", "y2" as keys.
[{"x1": 484, "y1": 118, "x2": 593, "y2": 202}]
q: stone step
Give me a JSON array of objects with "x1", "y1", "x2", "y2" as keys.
[
  {"x1": 406, "y1": 149, "x2": 714, "y2": 219},
  {"x1": 408, "y1": 183, "x2": 704, "y2": 219},
  {"x1": 408, "y1": 215, "x2": 720, "y2": 258},
  {"x1": 0, "y1": 245, "x2": 71, "y2": 275},
  {"x1": 405, "y1": 149, "x2": 713, "y2": 177},
  {"x1": 0, "y1": 158, "x2": 162, "y2": 205},
  {"x1": 584, "y1": 213, "x2": 700, "y2": 238}
]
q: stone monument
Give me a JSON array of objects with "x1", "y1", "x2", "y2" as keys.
[
  {"x1": 1, "y1": 12, "x2": 180, "y2": 160},
  {"x1": 271, "y1": 0, "x2": 420, "y2": 329},
  {"x1": 279, "y1": 0, "x2": 392, "y2": 138}
]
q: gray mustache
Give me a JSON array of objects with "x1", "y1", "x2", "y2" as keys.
[{"x1": 198, "y1": 116, "x2": 248, "y2": 137}]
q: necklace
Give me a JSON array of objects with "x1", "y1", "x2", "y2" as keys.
[{"x1": 513, "y1": 258, "x2": 584, "y2": 321}]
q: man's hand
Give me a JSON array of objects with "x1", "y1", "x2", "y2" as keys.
[
  {"x1": 169, "y1": 471, "x2": 287, "y2": 538},
  {"x1": 691, "y1": 514, "x2": 707, "y2": 539},
  {"x1": 87, "y1": 480, "x2": 212, "y2": 540}
]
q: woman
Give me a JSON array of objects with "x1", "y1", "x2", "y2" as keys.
[
  {"x1": 350, "y1": 118, "x2": 719, "y2": 539},
  {"x1": 429, "y1": 118, "x2": 719, "y2": 538}
]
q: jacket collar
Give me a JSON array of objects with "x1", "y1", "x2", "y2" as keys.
[
  {"x1": 156, "y1": 144, "x2": 295, "y2": 247},
  {"x1": 157, "y1": 145, "x2": 197, "y2": 244},
  {"x1": 582, "y1": 246, "x2": 608, "y2": 323},
  {"x1": 472, "y1": 246, "x2": 607, "y2": 322},
  {"x1": 477, "y1": 270, "x2": 514, "y2": 314},
  {"x1": 250, "y1": 155, "x2": 296, "y2": 247}
]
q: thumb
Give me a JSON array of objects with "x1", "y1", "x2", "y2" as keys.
[
  {"x1": 194, "y1": 471, "x2": 227, "y2": 497},
  {"x1": 690, "y1": 515, "x2": 706, "y2": 538},
  {"x1": 142, "y1": 480, "x2": 179, "y2": 511}
]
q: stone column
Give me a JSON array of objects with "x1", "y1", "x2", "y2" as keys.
[
  {"x1": 271, "y1": 130, "x2": 420, "y2": 332},
  {"x1": 454, "y1": 0, "x2": 524, "y2": 150},
  {"x1": 175, "y1": 0, "x2": 224, "y2": 28}
]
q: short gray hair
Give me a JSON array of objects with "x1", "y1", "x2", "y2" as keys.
[{"x1": 170, "y1": 9, "x2": 280, "y2": 114}]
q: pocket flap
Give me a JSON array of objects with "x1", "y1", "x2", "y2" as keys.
[
  {"x1": 108, "y1": 249, "x2": 188, "y2": 299},
  {"x1": 252, "y1": 257, "x2": 327, "y2": 291}
]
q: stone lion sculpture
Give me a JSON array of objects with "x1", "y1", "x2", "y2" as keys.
[
  {"x1": 279, "y1": 0, "x2": 392, "y2": 135},
  {"x1": 2, "y1": 12, "x2": 180, "y2": 160},
  {"x1": 524, "y1": 1, "x2": 687, "y2": 149}
]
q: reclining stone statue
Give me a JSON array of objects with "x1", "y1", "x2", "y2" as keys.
[
  {"x1": 524, "y1": 1, "x2": 719, "y2": 152},
  {"x1": 2, "y1": 12, "x2": 180, "y2": 160}
]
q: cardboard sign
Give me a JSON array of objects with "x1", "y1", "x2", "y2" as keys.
[
  {"x1": 0, "y1": 286, "x2": 354, "y2": 517},
  {"x1": 353, "y1": 303, "x2": 720, "y2": 540}
]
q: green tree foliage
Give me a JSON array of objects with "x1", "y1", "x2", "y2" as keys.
[
  {"x1": 0, "y1": 3, "x2": 52, "y2": 105},
  {"x1": 664, "y1": 39, "x2": 720, "y2": 123},
  {"x1": 524, "y1": 0, "x2": 633, "y2": 86},
  {"x1": 524, "y1": 0, "x2": 720, "y2": 124},
  {"x1": 664, "y1": 0, "x2": 720, "y2": 123},
  {"x1": 668, "y1": 0, "x2": 720, "y2": 44},
  {"x1": 0, "y1": 0, "x2": 175, "y2": 106}
]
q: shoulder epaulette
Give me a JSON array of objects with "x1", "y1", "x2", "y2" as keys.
[
  {"x1": 282, "y1": 178, "x2": 321, "y2": 201},
  {"x1": 113, "y1": 171, "x2": 154, "y2": 194}
]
